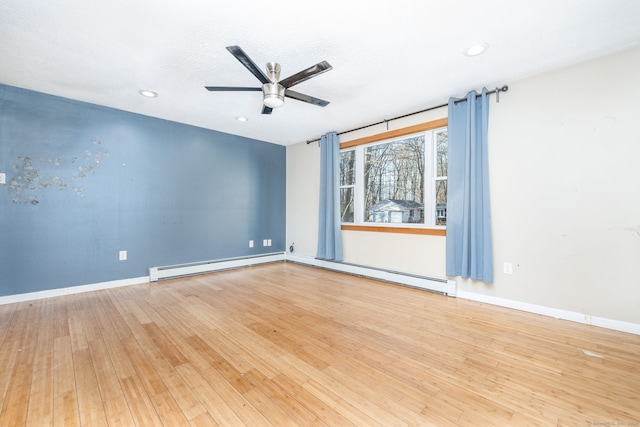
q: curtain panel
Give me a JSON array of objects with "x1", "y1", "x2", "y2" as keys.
[
  {"x1": 446, "y1": 88, "x2": 494, "y2": 283},
  {"x1": 317, "y1": 131, "x2": 343, "y2": 261}
]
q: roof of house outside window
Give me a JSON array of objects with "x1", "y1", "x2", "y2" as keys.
[{"x1": 369, "y1": 199, "x2": 424, "y2": 212}]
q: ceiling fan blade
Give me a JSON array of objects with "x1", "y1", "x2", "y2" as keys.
[
  {"x1": 285, "y1": 90, "x2": 330, "y2": 107},
  {"x1": 261, "y1": 105, "x2": 273, "y2": 115},
  {"x1": 226, "y1": 45, "x2": 270, "y2": 84},
  {"x1": 205, "y1": 86, "x2": 261, "y2": 92},
  {"x1": 279, "y1": 61, "x2": 332, "y2": 89}
]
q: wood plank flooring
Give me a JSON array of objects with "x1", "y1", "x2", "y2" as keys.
[{"x1": 1, "y1": 262, "x2": 639, "y2": 426}]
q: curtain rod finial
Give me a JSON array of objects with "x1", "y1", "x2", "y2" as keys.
[{"x1": 495, "y1": 85, "x2": 509, "y2": 102}]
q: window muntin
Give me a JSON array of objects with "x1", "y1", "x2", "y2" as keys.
[{"x1": 340, "y1": 126, "x2": 447, "y2": 229}]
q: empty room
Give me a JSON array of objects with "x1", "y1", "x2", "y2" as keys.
[{"x1": 1, "y1": 1, "x2": 640, "y2": 425}]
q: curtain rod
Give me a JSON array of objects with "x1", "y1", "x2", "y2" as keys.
[{"x1": 306, "y1": 85, "x2": 509, "y2": 144}]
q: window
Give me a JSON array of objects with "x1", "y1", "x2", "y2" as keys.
[
  {"x1": 435, "y1": 129, "x2": 448, "y2": 226},
  {"x1": 340, "y1": 120, "x2": 447, "y2": 229},
  {"x1": 339, "y1": 150, "x2": 355, "y2": 222}
]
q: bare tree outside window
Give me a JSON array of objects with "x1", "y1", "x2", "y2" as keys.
[
  {"x1": 435, "y1": 130, "x2": 447, "y2": 225},
  {"x1": 364, "y1": 136, "x2": 425, "y2": 223},
  {"x1": 339, "y1": 150, "x2": 355, "y2": 222},
  {"x1": 436, "y1": 131, "x2": 448, "y2": 177}
]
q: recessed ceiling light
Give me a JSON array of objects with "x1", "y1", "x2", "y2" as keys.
[
  {"x1": 236, "y1": 116, "x2": 248, "y2": 122},
  {"x1": 464, "y1": 43, "x2": 489, "y2": 57},
  {"x1": 138, "y1": 90, "x2": 158, "y2": 98}
]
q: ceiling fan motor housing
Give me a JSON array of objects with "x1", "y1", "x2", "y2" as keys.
[{"x1": 262, "y1": 83, "x2": 285, "y2": 108}]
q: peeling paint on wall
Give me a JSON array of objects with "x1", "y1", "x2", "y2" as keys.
[{"x1": 6, "y1": 138, "x2": 109, "y2": 205}]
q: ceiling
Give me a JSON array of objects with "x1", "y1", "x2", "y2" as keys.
[{"x1": 2, "y1": 1, "x2": 640, "y2": 146}]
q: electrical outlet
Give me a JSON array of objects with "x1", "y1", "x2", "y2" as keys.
[
  {"x1": 503, "y1": 262, "x2": 513, "y2": 275},
  {"x1": 0, "y1": 173, "x2": 5, "y2": 185},
  {"x1": 263, "y1": 239, "x2": 268, "y2": 246},
  {"x1": 119, "y1": 250, "x2": 127, "y2": 261},
  {"x1": 249, "y1": 240, "x2": 254, "y2": 248},
  {"x1": 267, "y1": 239, "x2": 272, "y2": 246}
]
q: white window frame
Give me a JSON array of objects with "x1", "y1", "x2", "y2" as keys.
[{"x1": 340, "y1": 122, "x2": 447, "y2": 230}]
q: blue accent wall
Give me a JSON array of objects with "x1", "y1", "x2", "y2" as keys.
[{"x1": 0, "y1": 84, "x2": 286, "y2": 296}]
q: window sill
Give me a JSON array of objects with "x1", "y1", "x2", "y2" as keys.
[{"x1": 341, "y1": 224, "x2": 446, "y2": 236}]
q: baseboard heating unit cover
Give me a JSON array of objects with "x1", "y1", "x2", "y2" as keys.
[
  {"x1": 284, "y1": 253, "x2": 456, "y2": 296},
  {"x1": 149, "y1": 252, "x2": 285, "y2": 282}
]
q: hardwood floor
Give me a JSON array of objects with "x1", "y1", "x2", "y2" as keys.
[{"x1": 1, "y1": 262, "x2": 639, "y2": 426}]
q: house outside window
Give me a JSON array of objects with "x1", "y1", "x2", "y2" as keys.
[{"x1": 340, "y1": 124, "x2": 447, "y2": 229}]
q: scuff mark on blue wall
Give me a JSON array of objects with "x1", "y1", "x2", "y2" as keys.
[{"x1": 8, "y1": 138, "x2": 109, "y2": 204}]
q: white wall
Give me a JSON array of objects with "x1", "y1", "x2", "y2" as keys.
[
  {"x1": 286, "y1": 45, "x2": 640, "y2": 326},
  {"x1": 286, "y1": 140, "x2": 321, "y2": 257}
]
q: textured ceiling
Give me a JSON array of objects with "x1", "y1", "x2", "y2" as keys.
[{"x1": 2, "y1": 0, "x2": 640, "y2": 146}]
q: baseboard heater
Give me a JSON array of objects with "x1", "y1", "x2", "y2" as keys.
[
  {"x1": 284, "y1": 253, "x2": 456, "y2": 296},
  {"x1": 149, "y1": 252, "x2": 285, "y2": 282},
  {"x1": 148, "y1": 252, "x2": 455, "y2": 296}
]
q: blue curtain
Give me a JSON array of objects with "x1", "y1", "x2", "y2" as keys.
[
  {"x1": 446, "y1": 88, "x2": 493, "y2": 283},
  {"x1": 317, "y1": 131, "x2": 343, "y2": 261}
]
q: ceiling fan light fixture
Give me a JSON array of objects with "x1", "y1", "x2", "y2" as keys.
[
  {"x1": 262, "y1": 83, "x2": 285, "y2": 108},
  {"x1": 264, "y1": 95, "x2": 284, "y2": 108}
]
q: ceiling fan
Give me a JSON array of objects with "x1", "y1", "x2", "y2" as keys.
[{"x1": 205, "y1": 45, "x2": 332, "y2": 114}]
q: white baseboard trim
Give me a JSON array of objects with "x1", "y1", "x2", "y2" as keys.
[
  {"x1": 456, "y1": 290, "x2": 640, "y2": 336},
  {"x1": 0, "y1": 276, "x2": 150, "y2": 306},
  {"x1": 285, "y1": 253, "x2": 456, "y2": 296},
  {"x1": 149, "y1": 252, "x2": 286, "y2": 282},
  {"x1": 1, "y1": 253, "x2": 287, "y2": 305}
]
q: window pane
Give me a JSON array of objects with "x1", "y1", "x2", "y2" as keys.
[
  {"x1": 340, "y1": 151, "x2": 355, "y2": 186},
  {"x1": 340, "y1": 187, "x2": 354, "y2": 222},
  {"x1": 364, "y1": 136, "x2": 425, "y2": 224},
  {"x1": 436, "y1": 131, "x2": 448, "y2": 177},
  {"x1": 435, "y1": 179, "x2": 447, "y2": 225}
]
